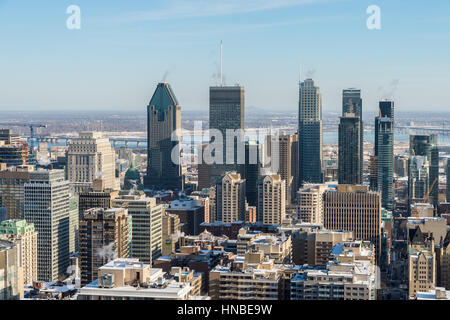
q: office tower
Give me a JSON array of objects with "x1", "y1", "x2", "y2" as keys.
[
  {"x1": 0, "y1": 166, "x2": 33, "y2": 220},
  {"x1": 0, "y1": 129, "x2": 21, "y2": 145},
  {"x1": 79, "y1": 207, "x2": 131, "y2": 285},
  {"x1": 114, "y1": 196, "x2": 163, "y2": 265},
  {"x1": 0, "y1": 219, "x2": 38, "y2": 285},
  {"x1": 270, "y1": 134, "x2": 298, "y2": 204},
  {"x1": 408, "y1": 135, "x2": 439, "y2": 208},
  {"x1": 67, "y1": 132, "x2": 119, "y2": 193},
  {"x1": 369, "y1": 155, "x2": 378, "y2": 191},
  {"x1": 78, "y1": 179, "x2": 119, "y2": 220},
  {"x1": 257, "y1": 175, "x2": 286, "y2": 225},
  {"x1": 69, "y1": 196, "x2": 79, "y2": 254},
  {"x1": 447, "y1": 160, "x2": 450, "y2": 203},
  {"x1": 373, "y1": 101, "x2": 395, "y2": 211},
  {"x1": 165, "y1": 198, "x2": 205, "y2": 235},
  {"x1": 0, "y1": 239, "x2": 23, "y2": 300},
  {"x1": 161, "y1": 212, "x2": 180, "y2": 256},
  {"x1": 297, "y1": 184, "x2": 330, "y2": 224},
  {"x1": 342, "y1": 89, "x2": 363, "y2": 181},
  {"x1": 323, "y1": 185, "x2": 382, "y2": 259},
  {"x1": 242, "y1": 141, "x2": 262, "y2": 207},
  {"x1": 298, "y1": 79, "x2": 323, "y2": 186},
  {"x1": 395, "y1": 155, "x2": 409, "y2": 177},
  {"x1": 338, "y1": 114, "x2": 362, "y2": 185},
  {"x1": 215, "y1": 172, "x2": 246, "y2": 223},
  {"x1": 209, "y1": 85, "x2": 245, "y2": 186},
  {"x1": 24, "y1": 169, "x2": 70, "y2": 282},
  {"x1": 408, "y1": 227, "x2": 436, "y2": 298},
  {"x1": 0, "y1": 141, "x2": 29, "y2": 167},
  {"x1": 197, "y1": 144, "x2": 211, "y2": 190},
  {"x1": 144, "y1": 82, "x2": 182, "y2": 191}
]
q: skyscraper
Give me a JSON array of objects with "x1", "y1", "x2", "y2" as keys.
[
  {"x1": 209, "y1": 85, "x2": 245, "y2": 186},
  {"x1": 298, "y1": 79, "x2": 323, "y2": 186},
  {"x1": 215, "y1": 172, "x2": 246, "y2": 223},
  {"x1": 144, "y1": 82, "x2": 182, "y2": 191},
  {"x1": 67, "y1": 132, "x2": 119, "y2": 193},
  {"x1": 323, "y1": 185, "x2": 382, "y2": 260},
  {"x1": 375, "y1": 101, "x2": 395, "y2": 211},
  {"x1": 114, "y1": 195, "x2": 163, "y2": 266},
  {"x1": 408, "y1": 135, "x2": 439, "y2": 209},
  {"x1": 338, "y1": 114, "x2": 362, "y2": 185},
  {"x1": 79, "y1": 207, "x2": 131, "y2": 285},
  {"x1": 257, "y1": 174, "x2": 286, "y2": 225},
  {"x1": 243, "y1": 141, "x2": 262, "y2": 207},
  {"x1": 342, "y1": 89, "x2": 363, "y2": 181},
  {"x1": 0, "y1": 219, "x2": 38, "y2": 286},
  {"x1": 0, "y1": 165, "x2": 32, "y2": 220},
  {"x1": 24, "y1": 169, "x2": 71, "y2": 282}
]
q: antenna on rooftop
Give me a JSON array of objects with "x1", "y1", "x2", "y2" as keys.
[{"x1": 220, "y1": 40, "x2": 223, "y2": 87}]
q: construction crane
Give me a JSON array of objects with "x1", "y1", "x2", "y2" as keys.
[
  {"x1": 416, "y1": 177, "x2": 439, "y2": 217},
  {"x1": 0, "y1": 122, "x2": 47, "y2": 154}
]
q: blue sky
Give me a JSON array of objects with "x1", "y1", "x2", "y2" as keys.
[{"x1": 0, "y1": 0, "x2": 449, "y2": 114}]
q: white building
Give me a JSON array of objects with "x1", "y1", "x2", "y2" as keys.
[
  {"x1": 257, "y1": 174, "x2": 286, "y2": 225},
  {"x1": 67, "y1": 132, "x2": 119, "y2": 193}
]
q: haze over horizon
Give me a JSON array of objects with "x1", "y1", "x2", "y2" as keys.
[{"x1": 1, "y1": 0, "x2": 449, "y2": 114}]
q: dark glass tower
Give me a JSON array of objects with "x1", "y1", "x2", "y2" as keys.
[
  {"x1": 372, "y1": 101, "x2": 395, "y2": 211},
  {"x1": 242, "y1": 141, "x2": 262, "y2": 207},
  {"x1": 338, "y1": 114, "x2": 362, "y2": 185},
  {"x1": 144, "y1": 82, "x2": 182, "y2": 191},
  {"x1": 342, "y1": 89, "x2": 363, "y2": 181},
  {"x1": 209, "y1": 85, "x2": 245, "y2": 186},
  {"x1": 298, "y1": 79, "x2": 323, "y2": 186},
  {"x1": 408, "y1": 135, "x2": 439, "y2": 210}
]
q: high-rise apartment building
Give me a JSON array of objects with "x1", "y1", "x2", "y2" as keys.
[
  {"x1": 67, "y1": 132, "x2": 119, "y2": 193},
  {"x1": 297, "y1": 184, "x2": 330, "y2": 224},
  {"x1": 24, "y1": 169, "x2": 71, "y2": 282},
  {"x1": 338, "y1": 114, "x2": 362, "y2": 185},
  {"x1": 257, "y1": 175, "x2": 286, "y2": 225},
  {"x1": 78, "y1": 178, "x2": 119, "y2": 220},
  {"x1": 114, "y1": 196, "x2": 163, "y2": 266},
  {"x1": 323, "y1": 185, "x2": 382, "y2": 259},
  {"x1": 0, "y1": 165, "x2": 33, "y2": 220},
  {"x1": 408, "y1": 135, "x2": 439, "y2": 208},
  {"x1": 0, "y1": 239, "x2": 23, "y2": 300},
  {"x1": 270, "y1": 134, "x2": 298, "y2": 203},
  {"x1": 374, "y1": 101, "x2": 395, "y2": 211},
  {"x1": 144, "y1": 82, "x2": 182, "y2": 191},
  {"x1": 215, "y1": 172, "x2": 246, "y2": 223},
  {"x1": 298, "y1": 79, "x2": 323, "y2": 186},
  {"x1": 342, "y1": 89, "x2": 363, "y2": 182},
  {"x1": 209, "y1": 85, "x2": 245, "y2": 186},
  {"x1": 0, "y1": 219, "x2": 37, "y2": 285},
  {"x1": 79, "y1": 207, "x2": 131, "y2": 285}
]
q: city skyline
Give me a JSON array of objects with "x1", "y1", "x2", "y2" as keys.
[{"x1": 1, "y1": 1, "x2": 450, "y2": 113}]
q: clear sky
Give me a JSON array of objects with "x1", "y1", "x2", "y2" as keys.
[{"x1": 0, "y1": 0, "x2": 449, "y2": 114}]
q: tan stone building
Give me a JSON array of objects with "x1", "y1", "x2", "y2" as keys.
[
  {"x1": 297, "y1": 184, "x2": 331, "y2": 223},
  {"x1": 67, "y1": 132, "x2": 119, "y2": 193},
  {"x1": 216, "y1": 173, "x2": 246, "y2": 223},
  {"x1": 323, "y1": 185, "x2": 382, "y2": 259},
  {"x1": 257, "y1": 174, "x2": 286, "y2": 225}
]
